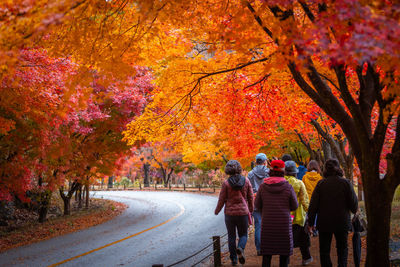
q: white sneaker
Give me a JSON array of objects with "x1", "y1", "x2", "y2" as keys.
[{"x1": 302, "y1": 256, "x2": 313, "y2": 266}]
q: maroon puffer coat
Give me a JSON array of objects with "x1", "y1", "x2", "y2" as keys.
[
  {"x1": 255, "y1": 177, "x2": 298, "y2": 256},
  {"x1": 215, "y1": 178, "x2": 254, "y2": 216}
]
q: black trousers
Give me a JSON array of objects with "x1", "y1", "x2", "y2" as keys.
[
  {"x1": 262, "y1": 255, "x2": 289, "y2": 267},
  {"x1": 319, "y1": 231, "x2": 348, "y2": 267},
  {"x1": 293, "y1": 224, "x2": 311, "y2": 260}
]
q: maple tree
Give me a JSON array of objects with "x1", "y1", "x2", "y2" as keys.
[{"x1": 0, "y1": 49, "x2": 78, "y2": 217}]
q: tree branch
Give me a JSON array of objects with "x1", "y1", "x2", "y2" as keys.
[
  {"x1": 310, "y1": 119, "x2": 346, "y2": 168},
  {"x1": 298, "y1": 0, "x2": 315, "y2": 22}
]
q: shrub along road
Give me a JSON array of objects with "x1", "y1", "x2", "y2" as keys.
[{"x1": 0, "y1": 191, "x2": 226, "y2": 267}]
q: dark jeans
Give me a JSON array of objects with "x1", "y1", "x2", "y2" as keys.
[
  {"x1": 262, "y1": 255, "x2": 289, "y2": 267},
  {"x1": 225, "y1": 214, "x2": 248, "y2": 262},
  {"x1": 319, "y1": 231, "x2": 348, "y2": 267}
]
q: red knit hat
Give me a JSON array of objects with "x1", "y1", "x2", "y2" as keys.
[{"x1": 270, "y1": 160, "x2": 285, "y2": 171}]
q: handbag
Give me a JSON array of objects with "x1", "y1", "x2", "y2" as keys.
[
  {"x1": 352, "y1": 213, "x2": 366, "y2": 233},
  {"x1": 239, "y1": 190, "x2": 253, "y2": 225}
]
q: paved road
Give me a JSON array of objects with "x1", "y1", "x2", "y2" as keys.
[{"x1": 0, "y1": 191, "x2": 227, "y2": 267}]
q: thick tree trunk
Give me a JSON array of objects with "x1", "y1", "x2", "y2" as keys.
[
  {"x1": 364, "y1": 178, "x2": 395, "y2": 267},
  {"x1": 361, "y1": 154, "x2": 397, "y2": 267}
]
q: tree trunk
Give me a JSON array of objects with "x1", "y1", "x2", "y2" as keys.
[
  {"x1": 166, "y1": 168, "x2": 174, "y2": 187},
  {"x1": 38, "y1": 190, "x2": 52, "y2": 223},
  {"x1": 321, "y1": 139, "x2": 333, "y2": 160},
  {"x1": 108, "y1": 176, "x2": 113, "y2": 188},
  {"x1": 63, "y1": 198, "x2": 71, "y2": 215},
  {"x1": 143, "y1": 163, "x2": 150, "y2": 187},
  {"x1": 361, "y1": 153, "x2": 397, "y2": 267},
  {"x1": 85, "y1": 183, "x2": 89, "y2": 209},
  {"x1": 363, "y1": 175, "x2": 395, "y2": 267},
  {"x1": 77, "y1": 184, "x2": 83, "y2": 209}
]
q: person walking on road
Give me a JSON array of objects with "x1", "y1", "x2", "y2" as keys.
[
  {"x1": 302, "y1": 160, "x2": 323, "y2": 198},
  {"x1": 248, "y1": 153, "x2": 270, "y2": 256},
  {"x1": 215, "y1": 160, "x2": 254, "y2": 266},
  {"x1": 281, "y1": 154, "x2": 292, "y2": 162},
  {"x1": 284, "y1": 160, "x2": 313, "y2": 266},
  {"x1": 255, "y1": 160, "x2": 298, "y2": 267},
  {"x1": 303, "y1": 160, "x2": 323, "y2": 237},
  {"x1": 297, "y1": 162, "x2": 307, "y2": 180},
  {"x1": 308, "y1": 158, "x2": 358, "y2": 267}
]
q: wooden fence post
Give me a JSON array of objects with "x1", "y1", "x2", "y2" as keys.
[
  {"x1": 198, "y1": 184, "x2": 201, "y2": 191},
  {"x1": 184, "y1": 184, "x2": 186, "y2": 191},
  {"x1": 213, "y1": 236, "x2": 221, "y2": 267}
]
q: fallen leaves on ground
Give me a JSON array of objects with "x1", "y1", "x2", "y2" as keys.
[{"x1": 0, "y1": 199, "x2": 127, "y2": 253}]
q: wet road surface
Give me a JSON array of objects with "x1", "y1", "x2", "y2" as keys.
[{"x1": 0, "y1": 191, "x2": 226, "y2": 267}]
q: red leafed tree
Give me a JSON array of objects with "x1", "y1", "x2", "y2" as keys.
[{"x1": 58, "y1": 67, "x2": 154, "y2": 214}]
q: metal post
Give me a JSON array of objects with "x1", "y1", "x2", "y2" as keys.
[
  {"x1": 199, "y1": 184, "x2": 201, "y2": 191},
  {"x1": 213, "y1": 236, "x2": 221, "y2": 267},
  {"x1": 139, "y1": 183, "x2": 142, "y2": 190},
  {"x1": 169, "y1": 182, "x2": 171, "y2": 190},
  {"x1": 184, "y1": 183, "x2": 186, "y2": 191}
]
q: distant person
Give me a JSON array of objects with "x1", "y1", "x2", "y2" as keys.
[
  {"x1": 302, "y1": 160, "x2": 323, "y2": 198},
  {"x1": 281, "y1": 154, "x2": 292, "y2": 162},
  {"x1": 297, "y1": 162, "x2": 307, "y2": 180},
  {"x1": 255, "y1": 160, "x2": 298, "y2": 267},
  {"x1": 308, "y1": 159, "x2": 358, "y2": 267},
  {"x1": 215, "y1": 160, "x2": 254, "y2": 266},
  {"x1": 284, "y1": 160, "x2": 313, "y2": 266},
  {"x1": 303, "y1": 160, "x2": 323, "y2": 237},
  {"x1": 247, "y1": 153, "x2": 270, "y2": 256}
]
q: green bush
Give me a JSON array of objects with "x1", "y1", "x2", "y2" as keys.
[{"x1": 120, "y1": 177, "x2": 131, "y2": 188}]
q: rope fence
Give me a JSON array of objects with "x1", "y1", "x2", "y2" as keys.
[{"x1": 153, "y1": 233, "x2": 228, "y2": 267}]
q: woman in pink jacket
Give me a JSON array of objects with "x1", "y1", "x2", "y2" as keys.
[{"x1": 215, "y1": 160, "x2": 254, "y2": 266}]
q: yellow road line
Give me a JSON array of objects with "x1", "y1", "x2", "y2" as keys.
[{"x1": 48, "y1": 201, "x2": 185, "y2": 267}]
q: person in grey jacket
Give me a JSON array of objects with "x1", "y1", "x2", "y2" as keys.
[{"x1": 247, "y1": 153, "x2": 270, "y2": 255}]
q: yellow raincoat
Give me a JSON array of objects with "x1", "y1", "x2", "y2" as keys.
[
  {"x1": 285, "y1": 176, "x2": 309, "y2": 226},
  {"x1": 302, "y1": 171, "x2": 323, "y2": 198}
]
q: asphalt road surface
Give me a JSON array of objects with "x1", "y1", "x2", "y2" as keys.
[{"x1": 0, "y1": 191, "x2": 227, "y2": 267}]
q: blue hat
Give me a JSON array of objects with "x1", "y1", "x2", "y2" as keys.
[
  {"x1": 256, "y1": 153, "x2": 267, "y2": 162},
  {"x1": 285, "y1": 160, "x2": 298, "y2": 174}
]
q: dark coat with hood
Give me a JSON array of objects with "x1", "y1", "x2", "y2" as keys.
[
  {"x1": 255, "y1": 177, "x2": 298, "y2": 256},
  {"x1": 248, "y1": 165, "x2": 270, "y2": 194},
  {"x1": 215, "y1": 175, "x2": 254, "y2": 216},
  {"x1": 308, "y1": 174, "x2": 358, "y2": 232}
]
